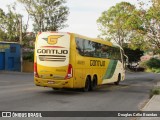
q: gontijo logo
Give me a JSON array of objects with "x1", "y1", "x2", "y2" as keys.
[
  {"x1": 39, "y1": 35, "x2": 68, "y2": 55},
  {"x1": 43, "y1": 35, "x2": 63, "y2": 45}
]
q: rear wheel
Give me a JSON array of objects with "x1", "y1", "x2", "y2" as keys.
[
  {"x1": 114, "y1": 74, "x2": 121, "y2": 85},
  {"x1": 52, "y1": 88, "x2": 61, "y2": 91},
  {"x1": 82, "y1": 77, "x2": 91, "y2": 92},
  {"x1": 90, "y1": 76, "x2": 97, "y2": 91}
]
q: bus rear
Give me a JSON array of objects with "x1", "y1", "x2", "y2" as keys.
[{"x1": 34, "y1": 32, "x2": 73, "y2": 89}]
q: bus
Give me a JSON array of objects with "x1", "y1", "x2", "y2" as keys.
[{"x1": 34, "y1": 32, "x2": 125, "y2": 91}]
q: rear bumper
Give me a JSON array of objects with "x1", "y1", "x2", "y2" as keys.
[{"x1": 34, "y1": 77, "x2": 73, "y2": 88}]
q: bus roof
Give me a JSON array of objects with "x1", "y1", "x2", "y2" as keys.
[
  {"x1": 36, "y1": 31, "x2": 121, "y2": 48},
  {"x1": 71, "y1": 33, "x2": 113, "y2": 46}
]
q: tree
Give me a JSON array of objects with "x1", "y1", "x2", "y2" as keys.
[
  {"x1": 141, "y1": 1, "x2": 160, "y2": 52},
  {"x1": 0, "y1": 9, "x2": 7, "y2": 41},
  {"x1": 97, "y1": 2, "x2": 136, "y2": 47},
  {"x1": 127, "y1": 0, "x2": 160, "y2": 53},
  {"x1": 124, "y1": 9, "x2": 148, "y2": 50},
  {"x1": 124, "y1": 47, "x2": 144, "y2": 67},
  {"x1": 17, "y1": 0, "x2": 69, "y2": 33},
  {"x1": 0, "y1": 29, "x2": 7, "y2": 41},
  {"x1": 0, "y1": 8, "x2": 6, "y2": 31},
  {"x1": 0, "y1": 5, "x2": 23, "y2": 42}
]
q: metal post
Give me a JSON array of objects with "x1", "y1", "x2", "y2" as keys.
[{"x1": 19, "y1": 16, "x2": 23, "y2": 72}]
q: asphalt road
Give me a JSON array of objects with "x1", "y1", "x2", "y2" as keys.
[{"x1": 0, "y1": 71, "x2": 160, "y2": 120}]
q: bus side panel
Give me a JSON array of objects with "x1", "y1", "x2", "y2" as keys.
[
  {"x1": 70, "y1": 34, "x2": 84, "y2": 88},
  {"x1": 74, "y1": 68, "x2": 85, "y2": 88},
  {"x1": 102, "y1": 60, "x2": 124, "y2": 84},
  {"x1": 74, "y1": 54, "x2": 111, "y2": 88},
  {"x1": 92, "y1": 68, "x2": 104, "y2": 85},
  {"x1": 115, "y1": 61, "x2": 125, "y2": 81}
]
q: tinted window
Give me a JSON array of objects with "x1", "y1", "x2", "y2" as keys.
[
  {"x1": 75, "y1": 37, "x2": 121, "y2": 60},
  {"x1": 75, "y1": 38, "x2": 84, "y2": 56},
  {"x1": 112, "y1": 47, "x2": 121, "y2": 60},
  {"x1": 83, "y1": 40, "x2": 94, "y2": 57}
]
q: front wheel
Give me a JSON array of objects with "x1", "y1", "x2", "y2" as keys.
[{"x1": 114, "y1": 74, "x2": 121, "y2": 85}]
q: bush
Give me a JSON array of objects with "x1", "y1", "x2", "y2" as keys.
[
  {"x1": 152, "y1": 68, "x2": 160, "y2": 73},
  {"x1": 146, "y1": 58, "x2": 160, "y2": 69},
  {"x1": 139, "y1": 61, "x2": 148, "y2": 69},
  {"x1": 139, "y1": 58, "x2": 160, "y2": 73},
  {"x1": 150, "y1": 87, "x2": 160, "y2": 98},
  {"x1": 23, "y1": 52, "x2": 34, "y2": 62}
]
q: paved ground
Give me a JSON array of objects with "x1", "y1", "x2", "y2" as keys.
[
  {"x1": 0, "y1": 71, "x2": 160, "y2": 120},
  {"x1": 139, "y1": 78, "x2": 160, "y2": 120}
]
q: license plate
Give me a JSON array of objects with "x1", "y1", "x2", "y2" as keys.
[{"x1": 47, "y1": 81, "x2": 55, "y2": 84}]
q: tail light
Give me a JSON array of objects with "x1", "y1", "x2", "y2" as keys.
[
  {"x1": 34, "y1": 62, "x2": 39, "y2": 78},
  {"x1": 65, "y1": 64, "x2": 73, "y2": 79}
]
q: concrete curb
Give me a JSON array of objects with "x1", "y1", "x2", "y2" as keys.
[
  {"x1": 141, "y1": 95, "x2": 156, "y2": 111},
  {"x1": 138, "y1": 78, "x2": 160, "y2": 120},
  {"x1": 0, "y1": 71, "x2": 33, "y2": 75},
  {"x1": 138, "y1": 95, "x2": 160, "y2": 120},
  {"x1": 141, "y1": 79, "x2": 160, "y2": 111}
]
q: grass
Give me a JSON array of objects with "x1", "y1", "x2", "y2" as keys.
[
  {"x1": 150, "y1": 87, "x2": 160, "y2": 98},
  {"x1": 145, "y1": 68, "x2": 160, "y2": 73}
]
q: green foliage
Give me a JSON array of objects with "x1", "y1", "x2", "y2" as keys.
[
  {"x1": 139, "y1": 60, "x2": 148, "y2": 68},
  {"x1": 133, "y1": 0, "x2": 160, "y2": 52},
  {"x1": 124, "y1": 10, "x2": 143, "y2": 31},
  {"x1": 17, "y1": 0, "x2": 69, "y2": 33},
  {"x1": 0, "y1": 29, "x2": 7, "y2": 41},
  {"x1": 140, "y1": 58, "x2": 160, "y2": 73},
  {"x1": 97, "y1": 0, "x2": 160, "y2": 52},
  {"x1": 150, "y1": 68, "x2": 160, "y2": 73},
  {"x1": 23, "y1": 52, "x2": 34, "y2": 62},
  {"x1": 22, "y1": 33, "x2": 35, "y2": 48},
  {"x1": 146, "y1": 68, "x2": 157, "y2": 73},
  {"x1": 145, "y1": 58, "x2": 160, "y2": 69},
  {"x1": 97, "y1": 2, "x2": 136, "y2": 47},
  {"x1": 0, "y1": 4, "x2": 25, "y2": 42},
  {"x1": 150, "y1": 87, "x2": 160, "y2": 98}
]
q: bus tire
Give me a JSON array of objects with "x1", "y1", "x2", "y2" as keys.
[
  {"x1": 52, "y1": 88, "x2": 60, "y2": 91},
  {"x1": 114, "y1": 74, "x2": 121, "y2": 85},
  {"x1": 83, "y1": 77, "x2": 91, "y2": 92},
  {"x1": 90, "y1": 76, "x2": 97, "y2": 91}
]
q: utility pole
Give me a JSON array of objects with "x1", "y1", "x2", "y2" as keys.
[{"x1": 19, "y1": 16, "x2": 23, "y2": 72}]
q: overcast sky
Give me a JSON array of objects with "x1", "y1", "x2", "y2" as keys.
[{"x1": 0, "y1": 0, "x2": 150, "y2": 38}]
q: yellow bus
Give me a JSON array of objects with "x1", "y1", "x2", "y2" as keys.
[{"x1": 34, "y1": 32, "x2": 125, "y2": 91}]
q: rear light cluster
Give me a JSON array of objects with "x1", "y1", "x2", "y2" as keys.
[
  {"x1": 34, "y1": 62, "x2": 39, "y2": 78},
  {"x1": 65, "y1": 64, "x2": 73, "y2": 79}
]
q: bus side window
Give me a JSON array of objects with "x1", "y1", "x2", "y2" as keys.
[
  {"x1": 84, "y1": 40, "x2": 95, "y2": 57},
  {"x1": 101, "y1": 45, "x2": 111, "y2": 59},
  {"x1": 76, "y1": 38, "x2": 84, "y2": 56}
]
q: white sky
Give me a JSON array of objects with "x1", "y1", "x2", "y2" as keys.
[{"x1": 0, "y1": 0, "x2": 150, "y2": 38}]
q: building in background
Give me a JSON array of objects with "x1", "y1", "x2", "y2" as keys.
[{"x1": 0, "y1": 42, "x2": 21, "y2": 71}]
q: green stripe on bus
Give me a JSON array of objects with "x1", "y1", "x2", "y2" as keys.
[{"x1": 102, "y1": 60, "x2": 118, "y2": 80}]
